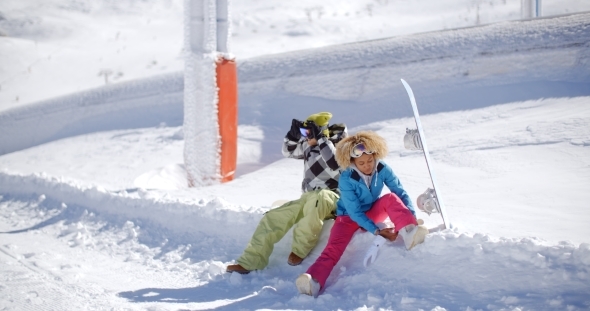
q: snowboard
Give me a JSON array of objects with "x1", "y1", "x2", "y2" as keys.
[{"x1": 400, "y1": 79, "x2": 452, "y2": 229}]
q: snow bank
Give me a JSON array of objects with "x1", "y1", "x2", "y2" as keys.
[
  {"x1": 0, "y1": 72, "x2": 184, "y2": 155},
  {"x1": 2, "y1": 168, "x2": 589, "y2": 310},
  {"x1": 1, "y1": 13, "x2": 589, "y2": 159},
  {"x1": 0, "y1": 170, "x2": 263, "y2": 261},
  {"x1": 237, "y1": 12, "x2": 590, "y2": 168}
]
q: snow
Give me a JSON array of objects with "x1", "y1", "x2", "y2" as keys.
[
  {"x1": 3, "y1": 10, "x2": 590, "y2": 161},
  {"x1": 1, "y1": 0, "x2": 590, "y2": 310}
]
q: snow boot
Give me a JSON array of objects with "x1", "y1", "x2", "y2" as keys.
[
  {"x1": 398, "y1": 224, "x2": 428, "y2": 250},
  {"x1": 288, "y1": 252, "x2": 304, "y2": 266},
  {"x1": 226, "y1": 264, "x2": 251, "y2": 274},
  {"x1": 296, "y1": 273, "x2": 320, "y2": 297}
]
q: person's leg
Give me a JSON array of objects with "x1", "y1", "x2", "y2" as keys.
[
  {"x1": 291, "y1": 189, "x2": 339, "y2": 259},
  {"x1": 368, "y1": 193, "x2": 426, "y2": 250},
  {"x1": 305, "y1": 216, "x2": 358, "y2": 288},
  {"x1": 235, "y1": 198, "x2": 304, "y2": 270},
  {"x1": 363, "y1": 196, "x2": 390, "y2": 227},
  {"x1": 366, "y1": 193, "x2": 417, "y2": 231}
]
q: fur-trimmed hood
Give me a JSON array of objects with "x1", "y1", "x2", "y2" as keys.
[{"x1": 335, "y1": 131, "x2": 388, "y2": 169}]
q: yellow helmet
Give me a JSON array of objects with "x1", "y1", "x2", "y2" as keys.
[{"x1": 304, "y1": 112, "x2": 332, "y2": 137}]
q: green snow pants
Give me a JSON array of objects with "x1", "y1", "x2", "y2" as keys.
[{"x1": 236, "y1": 189, "x2": 339, "y2": 271}]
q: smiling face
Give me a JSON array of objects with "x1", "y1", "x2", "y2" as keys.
[{"x1": 353, "y1": 153, "x2": 375, "y2": 175}]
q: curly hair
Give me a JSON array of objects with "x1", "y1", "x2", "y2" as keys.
[{"x1": 335, "y1": 131, "x2": 388, "y2": 169}]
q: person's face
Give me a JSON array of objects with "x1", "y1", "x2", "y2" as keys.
[{"x1": 353, "y1": 153, "x2": 375, "y2": 175}]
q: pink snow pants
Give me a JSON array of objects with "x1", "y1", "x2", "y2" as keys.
[{"x1": 305, "y1": 193, "x2": 417, "y2": 289}]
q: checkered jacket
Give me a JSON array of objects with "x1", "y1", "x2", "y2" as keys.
[{"x1": 282, "y1": 135, "x2": 341, "y2": 193}]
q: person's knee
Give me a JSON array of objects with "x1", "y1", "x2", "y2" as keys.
[
  {"x1": 383, "y1": 192, "x2": 398, "y2": 201},
  {"x1": 384, "y1": 193, "x2": 405, "y2": 206},
  {"x1": 318, "y1": 189, "x2": 337, "y2": 200}
]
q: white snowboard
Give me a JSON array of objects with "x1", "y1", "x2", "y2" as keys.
[{"x1": 401, "y1": 79, "x2": 452, "y2": 229}]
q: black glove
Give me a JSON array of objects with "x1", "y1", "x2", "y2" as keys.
[
  {"x1": 287, "y1": 119, "x2": 304, "y2": 141},
  {"x1": 307, "y1": 121, "x2": 324, "y2": 140}
]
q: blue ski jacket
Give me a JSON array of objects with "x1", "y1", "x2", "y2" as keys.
[{"x1": 336, "y1": 160, "x2": 415, "y2": 234}]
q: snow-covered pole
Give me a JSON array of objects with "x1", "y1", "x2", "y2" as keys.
[
  {"x1": 521, "y1": 0, "x2": 542, "y2": 19},
  {"x1": 183, "y1": 0, "x2": 237, "y2": 187}
]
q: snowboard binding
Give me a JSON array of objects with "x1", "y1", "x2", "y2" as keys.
[
  {"x1": 404, "y1": 128, "x2": 423, "y2": 150},
  {"x1": 416, "y1": 188, "x2": 441, "y2": 215}
]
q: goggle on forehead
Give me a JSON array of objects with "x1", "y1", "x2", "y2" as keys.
[
  {"x1": 299, "y1": 128, "x2": 310, "y2": 137},
  {"x1": 350, "y1": 143, "x2": 374, "y2": 158}
]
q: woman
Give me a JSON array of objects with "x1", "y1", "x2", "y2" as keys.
[{"x1": 295, "y1": 131, "x2": 428, "y2": 297}]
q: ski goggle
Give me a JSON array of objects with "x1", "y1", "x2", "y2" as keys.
[
  {"x1": 300, "y1": 128, "x2": 310, "y2": 137},
  {"x1": 350, "y1": 143, "x2": 374, "y2": 158}
]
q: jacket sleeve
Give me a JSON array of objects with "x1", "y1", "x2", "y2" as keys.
[
  {"x1": 381, "y1": 162, "x2": 416, "y2": 215},
  {"x1": 282, "y1": 136, "x2": 305, "y2": 159},
  {"x1": 339, "y1": 174, "x2": 380, "y2": 234}
]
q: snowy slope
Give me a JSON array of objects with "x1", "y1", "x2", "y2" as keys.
[
  {"x1": 2, "y1": 1, "x2": 590, "y2": 310},
  {"x1": 2, "y1": 95, "x2": 590, "y2": 310},
  {"x1": 2, "y1": 0, "x2": 589, "y2": 110},
  {"x1": 1, "y1": 12, "x2": 589, "y2": 161}
]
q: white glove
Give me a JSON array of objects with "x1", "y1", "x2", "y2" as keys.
[{"x1": 363, "y1": 235, "x2": 387, "y2": 267}]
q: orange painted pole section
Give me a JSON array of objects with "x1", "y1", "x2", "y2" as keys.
[{"x1": 216, "y1": 58, "x2": 238, "y2": 182}]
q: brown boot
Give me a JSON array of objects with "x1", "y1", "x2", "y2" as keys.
[
  {"x1": 226, "y1": 264, "x2": 251, "y2": 274},
  {"x1": 288, "y1": 252, "x2": 304, "y2": 266}
]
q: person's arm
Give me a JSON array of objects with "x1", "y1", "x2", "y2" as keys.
[
  {"x1": 282, "y1": 137, "x2": 306, "y2": 159},
  {"x1": 282, "y1": 119, "x2": 306, "y2": 159},
  {"x1": 381, "y1": 162, "x2": 416, "y2": 215},
  {"x1": 339, "y1": 175, "x2": 380, "y2": 234}
]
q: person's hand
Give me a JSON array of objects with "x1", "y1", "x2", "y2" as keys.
[
  {"x1": 378, "y1": 228, "x2": 398, "y2": 241},
  {"x1": 307, "y1": 120, "x2": 324, "y2": 140},
  {"x1": 363, "y1": 235, "x2": 386, "y2": 267},
  {"x1": 287, "y1": 119, "x2": 304, "y2": 141}
]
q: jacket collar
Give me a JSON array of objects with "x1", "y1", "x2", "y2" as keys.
[{"x1": 351, "y1": 162, "x2": 376, "y2": 187}]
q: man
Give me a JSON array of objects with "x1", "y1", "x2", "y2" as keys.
[{"x1": 226, "y1": 112, "x2": 347, "y2": 274}]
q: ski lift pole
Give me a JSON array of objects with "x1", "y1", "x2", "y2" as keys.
[{"x1": 184, "y1": 0, "x2": 237, "y2": 186}]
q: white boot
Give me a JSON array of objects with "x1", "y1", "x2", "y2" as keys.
[
  {"x1": 296, "y1": 273, "x2": 320, "y2": 298},
  {"x1": 399, "y1": 224, "x2": 428, "y2": 250}
]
